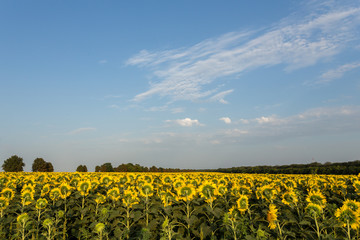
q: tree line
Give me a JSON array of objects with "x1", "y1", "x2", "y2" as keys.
[
  {"x1": 2, "y1": 155, "x2": 53, "y2": 172},
  {"x1": 212, "y1": 160, "x2": 360, "y2": 175},
  {"x1": 2, "y1": 155, "x2": 360, "y2": 174}
]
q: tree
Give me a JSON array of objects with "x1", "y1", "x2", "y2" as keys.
[
  {"x1": 2, "y1": 155, "x2": 25, "y2": 172},
  {"x1": 32, "y1": 158, "x2": 54, "y2": 172},
  {"x1": 99, "y1": 163, "x2": 114, "y2": 172},
  {"x1": 76, "y1": 165, "x2": 88, "y2": 172}
]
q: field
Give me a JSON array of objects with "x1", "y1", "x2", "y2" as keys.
[{"x1": 0, "y1": 172, "x2": 360, "y2": 240}]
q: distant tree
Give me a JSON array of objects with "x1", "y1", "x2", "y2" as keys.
[
  {"x1": 99, "y1": 163, "x2": 114, "y2": 172},
  {"x1": 76, "y1": 165, "x2": 88, "y2": 172},
  {"x1": 95, "y1": 166, "x2": 100, "y2": 172},
  {"x1": 2, "y1": 155, "x2": 25, "y2": 172},
  {"x1": 32, "y1": 158, "x2": 54, "y2": 172}
]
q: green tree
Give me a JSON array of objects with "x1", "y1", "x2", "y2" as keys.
[
  {"x1": 2, "y1": 155, "x2": 25, "y2": 172},
  {"x1": 32, "y1": 158, "x2": 54, "y2": 172},
  {"x1": 98, "y1": 163, "x2": 114, "y2": 172},
  {"x1": 76, "y1": 165, "x2": 88, "y2": 172}
]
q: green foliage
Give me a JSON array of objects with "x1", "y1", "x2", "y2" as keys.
[
  {"x1": 76, "y1": 165, "x2": 88, "y2": 172},
  {"x1": 32, "y1": 158, "x2": 54, "y2": 172},
  {"x1": 2, "y1": 155, "x2": 25, "y2": 172}
]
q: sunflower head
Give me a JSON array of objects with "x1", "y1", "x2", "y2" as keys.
[
  {"x1": 139, "y1": 184, "x2": 154, "y2": 197},
  {"x1": 306, "y1": 203, "x2": 323, "y2": 217},
  {"x1": 267, "y1": 204, "x2": 278, "y2": 230},
  {"x1": 41, "y1": 184, "x2": 51, "y2": 197},
  {"x1": 17, "y1": 213, "x2": 29, "y2": 225},
  {"x1": 21, "y1": 190, "x2": 34, "y2": 206},
  {"x1": 258, "y1": 185, "x2": 276, "y2": 202},
  {"x1": 94, "y1": 193, "x2": 106, "y2": 205},
  {"x1": 36, "y1": 198, "x2": 48, "y2": 210},
  {"x1": 236, "y1": 195, "x2": 249, "y2": 213},
  {"x1": 281, "y1": 190, "x2": 298, "y2": 207},
  {"x1": 177, "y1": 185, "x2": 196, "y2": 201},
  {"x1": 199, "y1": 182, "x2": 216, "y2": 199},
  {"x1": 306, "y1": 190, "x2": 326, "y2": 207},
  {"x1": 1, "y1": 187, "x2": 15, "y2": 200},
  {"x1": 343, "y1": 199, "x2": 360, "y2": 212},
  {"x1": 49, "y1": 188, "x2": 61, "y2": 201},
  {"x1": 59, "y1": 183, "x2": 72, "y2": 199},
  {"x1": 107, "y1": 187, "x2": 120, "y2": 202},
  {"x1": 335, "y1": 205, "x2": 360, "y2": 229},
  {"x1": 77, "y1": 181, "x2": 91, "y2": 196}
]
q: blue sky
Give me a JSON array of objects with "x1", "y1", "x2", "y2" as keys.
[{"x1": 1, "y1": 0, "x2": 360, "y2": 172}]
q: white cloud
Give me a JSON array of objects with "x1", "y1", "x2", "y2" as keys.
[
  {"x1": 318, "y1": 62, "x2": 360, "y2": 83},
  {"x1": 219, "y1": 117, "x2": 232, "y2": 124},
  {"x1": 67, "y1": 127, "x2": 96, "y2": 135},
  {"x1": 165, "y1": 118, "x2": 202, "y2": 127},
  {"x1": 127, "y1": 4, "x2": 360, "y2": 103},
  {"x1": 209, "y1": 89, "x2": 234, "y2": 104}
]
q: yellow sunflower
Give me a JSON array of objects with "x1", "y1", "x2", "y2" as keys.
[
  {"x1": 176, "y1": 185, "x2": 197, "y2": 202},
  {"x1": 107, "y1": 187, "x2": 121, "y2": 202},
  {"x1": 199, "y1": 181, "x2": 216, "y2": 199},
  {"x1": 306, "y1": 190, "x2": 326, "y2": 207},
  {"x1": 77, "y1": 181, "x2": 92, "y2": 196},
  {"x1": 306, "y1": 203, "x2": 323, "y2": 217},
  {"x1": 281, "y1": 190, "x2": 298, "y2": 207},
  {"x1": 236, "y1": 195, "x2": 249, "y2": 214},
  {"x1": 49, "y1": 188, "x2": 61, "y2": 202},
  {"x1": 139, "y1": 184, "x2": 154, "y2": 197},
  {"x1": 59, "y1": 183, "x2": 72, "y2": 199},
  {"x1": 1, "y1": 187, "x2": 15, "y2": 201},
  {"x1": 267, "y1": 204, "x2": 278, "y2": 230},
  {"x1": 21, "y1": 190, "x2": 34, "y2": 206},
  {"x1": 335, "y1": 205, "x2": 360, "y2": 230},
  {"x1": 36, "y1": 198, "x2": 48, "y2": 210}
]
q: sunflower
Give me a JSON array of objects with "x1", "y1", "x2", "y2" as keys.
[
  {"x1": 21, "y1": 190, "x2": 34, "y2": 206},
  {"x1": 236, "y1": 195, "x2": 249, "y2": 214},
  {"x1": 41, "y1": 184, "x2": 51, "y2": 197},
  {"x1": 216, "y1": 184, "x2": 228, "y2": 196},
  {"x1": 335, "y1": 205, "x2": 360, "y2": 230},
  {"x1": 107, "y1": 187, "x2": 121, "y2": 202},
  {"x1": 139, "y1": 184, "x2": 154, "y2": 197},
  {"x1": 281, "y1": 190, "x2": 298, "y2": 207},
  {"x1": 176, "y1": 185, "x2": 196, "y2": 202},
  {"x1": 21, "y1": 183, "x2": 35, "y2": 194},
  {"x1": 267, "y1": 204, "x2": 278, "y2": 230},
  {"x1": 258, "y1": 185, "x2": 276, "y2": 202},
  {"x1": 306, "y1": 203, "x2": 323, "y2": 217},
  {"x1": 122, "y1": 188, "x2": 139, "y2": 208},
  {"x1": 49, "y1": 188, "x2": 61, "y2": 201},
  {"x1": 94, "y1": 193, "x2": 106, "y2": 205},
  {"x1": 59, "y1": 183, "x2": 72, "y2": 199},
  {"x1": 306, "y1": 190, "x2": 326, "y2": 207},
  {"x1": 159, "y1": 191, "x2": 174, "y2": 207},
  {"x1": 1, "y1": 187, "x2": 15, "y2": 201},
  {"x1": 77, "y1": 181, "x2": 91, "y2": 196},
  {"x1": 353, "y1": 180, "x2": 360, "y2": 194},
  {"x1": 36, "y1": 198, "x2": 48, "y2": 210},
  {"x1": 100, "y1": 176, "x2": 113, "y2": 187},
  {"x1": 342, "y1": 199, "x2": 360, "y2": 212},
  {"x1": 199, "y1": 181, "x2": 216, "y2": 199}
]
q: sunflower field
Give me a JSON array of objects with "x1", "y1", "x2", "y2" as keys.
[{"x1": 0, "y1": 172, "x2": 360, "y2": 240}]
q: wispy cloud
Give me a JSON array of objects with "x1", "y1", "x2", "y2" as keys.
[
  {"x1": 67, "y1": 127, "x2": 96, "y2": 135},
  {"x1": 126, "y1": 3, "x2": 360, "y2": 103},
  {"x1": 317, "y1": 62, "x2": 360, "y2": 83},
  {"x1": 98, "y1": 59, "x2": 108, "y2": 64},
  {"x1": 165, "y1": 118, "x2": 203, "y2": 127}
]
